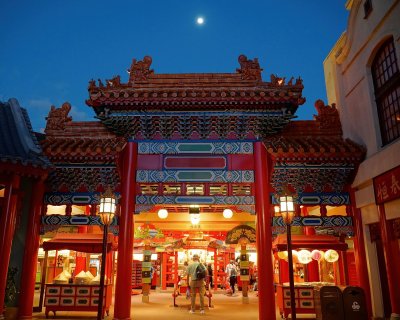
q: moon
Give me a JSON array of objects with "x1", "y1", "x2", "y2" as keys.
[{"x1": 196, "y1": 17, "x2": 204, "y2": 25}]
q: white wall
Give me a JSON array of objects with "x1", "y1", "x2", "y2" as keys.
[{"x1": 324, "y1": 1, "x2": 400, "y2": 318}]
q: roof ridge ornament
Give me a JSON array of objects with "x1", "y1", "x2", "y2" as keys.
[
  {"x1": 128, "y1": 56, "x2": 154, "y2": 84},
  {"x1": 45, "y1": 102, "x2": 72, "y2": 134},
  {"x1": 313, "y1": 99, "x2": 342, "y2": 134},
  {"x1": 236, "y1": 54, "x2": 263, "y2": 81}
]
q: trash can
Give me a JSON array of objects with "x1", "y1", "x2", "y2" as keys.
[
  {"x1": 314, "y1": 286, "x2": 345, "y2": 320},
  {"x1": 342, "y1": 286, "x2": 368, "y2": 320}
]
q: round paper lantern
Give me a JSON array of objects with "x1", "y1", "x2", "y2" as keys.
[
  {"x1": 311, "y1": 250, "x2": 323, "y2": 261},
  {"x1": 277, "y1": 251, "x2": 288, "y2": 260},
  {"x1": 297, "y1": 250, "x2": 312, "y2": 264},
  {"x1": 291, "y1": 250, "x2": 299, "y2": 263},
  {"x1": 324, "y1": 249, "x2": 339, "y2": 263}
]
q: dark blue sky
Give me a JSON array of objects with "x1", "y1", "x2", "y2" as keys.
[{"x1": 0, "y1": 1, "x2": 348, "y2": 132}]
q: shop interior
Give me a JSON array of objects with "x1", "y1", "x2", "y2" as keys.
[{"x1": 34, "y1": 202, "x2": 355, "y2": 317}]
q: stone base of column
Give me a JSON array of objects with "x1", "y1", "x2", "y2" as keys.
[
  {"x1": 242, "y1": 296, "x2": 249, "y2": 304},
  {"x1": 142, "y1": 295, "x2": 150, "y2": 303}
]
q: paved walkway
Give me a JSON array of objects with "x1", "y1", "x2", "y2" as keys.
[{"x1": 32, "y1": 291, "x2": 316, "y2": 320}]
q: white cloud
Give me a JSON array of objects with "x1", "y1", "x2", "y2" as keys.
[{"x1": 28, "y1": 98, "x2": 53, "y2": 111}]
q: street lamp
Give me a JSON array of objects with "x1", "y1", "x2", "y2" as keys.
[
  {"x1": 97, "y1": 188, "x2": 116, "y2": 320},
  {"x1": 279, "y1": 193, "x2": 296, "y2": 320}
]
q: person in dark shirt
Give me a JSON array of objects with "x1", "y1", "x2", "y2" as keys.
[
  {"x1": 187, "y1": 254, "x2": 207, "y2": 314},
  {"x1": 207, "y1": 263, "x2": 213, "y2": 289}
]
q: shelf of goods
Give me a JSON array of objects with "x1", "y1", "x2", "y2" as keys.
[
  {"x1": 44, "y1": 284, "x2": 112, "y2": 318},
  {"x1": 276, "y1": 284, "x2": 315, "y2": 319},
  {"x1": 132, "y1": 260, "x2": 142, "y2": 289},
  {"x1": 41, "y1": 233, "x2": 115, "y2": 317},
  {"x1": 162, "y1": 252, "x2": 178, "y2": 289},
  {"x1": 214, "y1": 252, "x2": 228, "y2": 289}
]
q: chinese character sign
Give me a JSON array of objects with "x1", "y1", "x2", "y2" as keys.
[{"x1": 374, "y1": 166, "x2": 400, "y2": 204}]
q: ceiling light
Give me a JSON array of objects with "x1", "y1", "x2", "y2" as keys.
[
  {"x1": 191, "y1": 214, "x2": 200, "y2": 225},
  {"x1": 157, "y1": 208, "x2": 168, "y2": 219},
  {"x1": 223, "y1": 208, "x2": 233, "y2": 219}
]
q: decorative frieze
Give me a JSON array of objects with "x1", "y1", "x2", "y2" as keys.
[
  {"x1": 138, "y1": 141, "x2": 254, "y2": 154},
  {"x1": 136, "y1": 195, "x2": 255, "y2": 205},
  {"x1": 270, "y1": 192, "x2": 350, "y2": 205}
]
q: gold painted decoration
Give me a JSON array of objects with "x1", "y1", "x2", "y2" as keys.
[{"x1": 225, "y1": 225, "x2": 256, "y2": 244}]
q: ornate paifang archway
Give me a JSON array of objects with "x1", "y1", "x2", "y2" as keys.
[{"x1": 38, "y1": 56, "x2": 364, "y2": 320}]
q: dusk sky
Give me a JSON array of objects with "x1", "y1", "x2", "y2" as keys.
[{"x1": 0, "y1": 1, "x2": 348, "y2": 132}]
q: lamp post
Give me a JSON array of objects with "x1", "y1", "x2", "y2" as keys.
[
  {"x1": 279, "y1": 193, "x2": 296, "y2": 320},
  {"x1": 97, "y1": 188, "x2": 116, "y2": 320}
]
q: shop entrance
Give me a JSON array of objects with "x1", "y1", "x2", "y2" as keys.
[{"x1": 132, "y1": 205, "x2": 258, "y2": 297}]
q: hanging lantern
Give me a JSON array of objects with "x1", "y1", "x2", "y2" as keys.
[
  {"x1": 324, "y1": 249, "x2": 339, "y2": 263},
  {"x1": 277, "y1": 251, "x2": 288, "y2": 260},
  {"x1": 290, "y1": 250, "x2": 299, "y2": 263},
  {"x1": 190, "y1": 214, "x2": 200, "y2": 225},
  {"x1": 311, "y1": 249, "x2": 324, "y2": 261},
  {"x1": 297, "y1": 250, "x2": 312, "y2": 264}
]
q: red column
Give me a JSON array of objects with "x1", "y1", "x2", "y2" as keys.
[
  {"x1": 75, "y1": 207, "x2": 90, "y2": 276},
  {"x1": 0, "y1": 174, "x2": 20, "y2": 317},
  {"x1": 17, "y1": 178, "x2": 46, "y2": 319},
  {"x1": 302, "y1": 207, "x2": 319, "y2": 281},
  {"x1": 113, "y1": 142, "x2": 137, "y2": 320},
  {"x1": 349, "y1": 189, "x2": 372, "y2": 317},
  {"x1": 161, "y1": 253, "x2": 167, "y2": 290},
  {"x1": 279, "y1": 259, "x2": 289, "y2": 283},
  {"x1": 377, "y1": 204, "x2": 400, "y2": 315},
  {"x1": 254, "y1": 142, "x2": 275, "y2": 320}
]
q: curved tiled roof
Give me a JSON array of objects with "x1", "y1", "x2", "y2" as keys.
[
  {"x1": 265, "y1": 101, "x2": 365, "y2": 162},
  {"x1": 42, "y1": 119, "x2": 125, "y2": 162},
  {"x1": 265, "y1": 122, "x2": 365, "y2": 162},
  {"x1": 86, "y1": 55, "x2": 306, "y2": 113},
  {"x1": 0, "y1": 98, "x2": 51, "y2": 170}
]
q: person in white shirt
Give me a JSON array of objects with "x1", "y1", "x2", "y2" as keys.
[{"x1": 225, "y1": 260, "x2": 238, "y2": 294}]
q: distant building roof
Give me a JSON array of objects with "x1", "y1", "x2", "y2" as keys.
[{"x1": 0, "y1": 98, "x2": 52, "y2": 170}]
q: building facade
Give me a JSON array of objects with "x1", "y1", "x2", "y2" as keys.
[{"x1": 324, "y1": 0, "x2": 400, "y2": 318}]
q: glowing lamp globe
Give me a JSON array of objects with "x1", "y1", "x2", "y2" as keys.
[
  {"x1": 191, "y1": 215, "x2": 200, "y2": 225},
  {"x1": 98, "y1": 188, "x2": 117, "y2": 225},
  {"x1": 223, "y1": 208, "x2": 233, "y2": 219},
  {"x1": 277, "y1": 251, "x2": 288, "y2": 260},
  {"x1": 311, "y1": 250, "x2": 323, "y2": 261},
  {"x1": 291, "y1": 250, "x2": 299, "y2": 263},
  {"x1": 297, "y1": 250, "x2": 312, "y2": 264},
  {"x1": 324, "y1": 249, "x2": 339, "y2": 263},
  {"x1": 158, "y1": 209, "x2": 168, "y2": 219}
]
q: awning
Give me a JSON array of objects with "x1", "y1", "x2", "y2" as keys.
[
  {"x1": 42, "y1": 233, "x2": 116, "y2": 253},
  {"x1": 272, "y1": 234, "x2": 348, "y2": 251}
]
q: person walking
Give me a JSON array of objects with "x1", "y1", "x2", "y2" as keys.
[
  {"x1": 225, "y1": 260, "x2": 238, "y2": 294},
  {"x1": 187, "y1": 254, "x2": 207, "y2": 314},
  {"x1": 207, "y1": 263, "x2": 213, "y2": 289}
]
